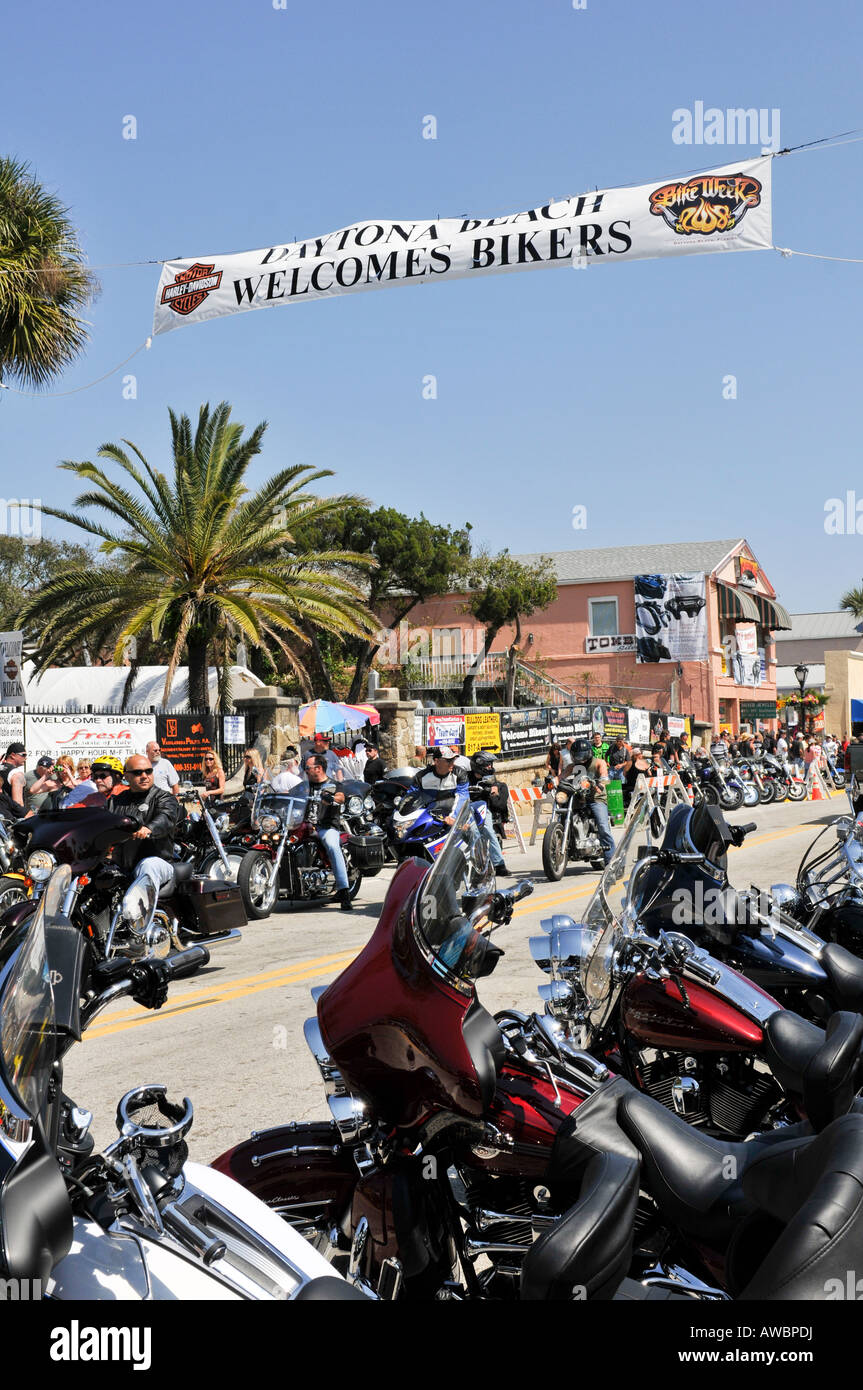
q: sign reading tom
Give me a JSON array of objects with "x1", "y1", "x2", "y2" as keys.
[
  {"x1": 156, "y1": 713, "x2": 215, "y2": 783},
  {"x1": 500, "y1": 708, "x2": 550, "y2": 757},
  {"x1": 635, "y1": 572, "x2": 708, "y2": 663}
]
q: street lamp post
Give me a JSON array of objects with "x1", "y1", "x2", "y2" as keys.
[{"x1": 794, "y1": 662, "x2": 809, "y2": 735}]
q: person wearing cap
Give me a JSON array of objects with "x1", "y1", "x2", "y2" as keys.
[
  {"x1": 0, "y1": 741, "x2": 28, "y2": 817},
  {"x1": 411, "y1": 746, "x2": 469, "y2": 826},
  {"x1": 361, "y1": 743, "x2": 387, "y2": 785}
]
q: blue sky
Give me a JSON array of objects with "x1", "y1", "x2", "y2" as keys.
[{"x1": 2, "y1": 0, "x2": 862, "y2": 612}]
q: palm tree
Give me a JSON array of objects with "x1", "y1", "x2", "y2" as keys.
[
  {"x1": 840, "y1": 586, "x2": 863, "y2": 620},
  {"x1": 0, "y1": 157, "x2": 97, "y2": 389},
  {"x1": 18, "y1": 402, "x2": 378, "y2": 709}
]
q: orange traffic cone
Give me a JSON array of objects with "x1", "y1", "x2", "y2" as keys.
[{"x1": 809, "y1": 770, "x2": 825, "y2": 800}]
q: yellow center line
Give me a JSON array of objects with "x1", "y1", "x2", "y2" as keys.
[{"x1": 82, "y1": 817, "x2": 823, "y2": 1040}]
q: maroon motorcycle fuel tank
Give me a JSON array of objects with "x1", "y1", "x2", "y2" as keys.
[
  {"x1": 621, "y1": 971, "x2": 768, "y2": 1052},
  {"x1": 319, "y1": 860, "x2": 490, "y2": 1134}
]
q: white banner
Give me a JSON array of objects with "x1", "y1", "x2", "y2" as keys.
[
  {"x1": 0, "y1": 709, "x2": 25, "y2": 751},
  {"x1": 222, "y1": 715, "x2": 246, "y2": 745},
  {"x1": 627, "y1": 708, "x2": 652, "y2": 744},
  {"x1": 26, "y1": 713, "x2": 156, "y2": 768},
  {"x1": 0, "y1": 631, "x2": 25, "y2": 707},
  {"x1": 636, "y1": 573, "x2": 708, "y2": 663},
  {"x1": 153, "y1": 157, "x2": 772, "y2": 336}
]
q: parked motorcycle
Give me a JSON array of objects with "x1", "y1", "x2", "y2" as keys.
[
  {"x1": 529, "y1": 791, "x2": 863, "y2": 1139},
  {"x1": 615, "y1": 798, "x2": 863, "y2": 1028},
  {"x1": 541, "y1": 765, "x2": 606, "y2": 880},
  {"x1": 695, "y1": 752, "x2": 746, "y2": 810},
  {"x1": 732, "y1": 756, "x2": 764, "y2": 808},
  {"x1": 0, "y1": 866, "x2": 369, "y2": 1302},
  {"x1": 213, "y1": 802, "x2": 863, "y2": 1300}
]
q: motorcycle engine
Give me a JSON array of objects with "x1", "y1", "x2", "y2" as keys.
[{"x1": 635, "y1": 1048, "x2": 778, "y2": 1134}]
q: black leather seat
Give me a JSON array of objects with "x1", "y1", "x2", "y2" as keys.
[
  {"x1": 171, "y1": 861, "x2": 196, "y2": 886},
  {"x1": 738, "y1": 1112, "x2": 863, "y2": 1299},
  {"x1": 615, "y1": 1086, "x2": 810, "y2": 1242},
  {"x1": 764, "y1": 1009, "x2": 863, "y2": 1132},
  {"x1": 821, "y1": 943, "x2": 863, "y2": 1013},
  {"x1": 520, "y1": 1151, "x2": 639, "y2": 1300}
]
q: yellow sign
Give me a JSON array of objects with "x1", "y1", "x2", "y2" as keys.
[{"x1": 465, "y1": 712, "x2": 501, "y2": 757}]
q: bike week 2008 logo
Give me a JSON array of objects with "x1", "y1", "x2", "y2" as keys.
[
  {"x1": 160, "y1": 262, "x2": 223, "y2": 317},
  {"x1": 648, "y1": 172, "x2": 763, "y2": 236}
]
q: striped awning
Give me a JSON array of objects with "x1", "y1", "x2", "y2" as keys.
[
  {"x1": 716, "y1": 583, "x2": 761, "y2": 623},
  {"x1": 755, "y1": 595, "x2": 791, "y2": 631},
  {"x1": 716, "y1": 584, "x2": 791, "y2": 630}
]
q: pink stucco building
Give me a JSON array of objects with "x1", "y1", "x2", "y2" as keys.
[{"x1": 400, "y1": 538, "x2": 789, "y2": 734}]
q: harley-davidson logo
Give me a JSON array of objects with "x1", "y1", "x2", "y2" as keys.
[
  {"x1": 648, "y1": 172, "x2": 762, "y2": 236},
  {"x1": 3, "y1": 658, "x2": 18, "y2": 682},
  {"x1": 160, "y1": 262, "x2": 223, "y2": 317}
]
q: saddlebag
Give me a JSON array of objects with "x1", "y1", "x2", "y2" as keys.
[
  {"x1": 346, "y1": 832, "x2": 387, "y2": 876},
  {"x1": 182, "y1": 878, "x2": 248, "y2": 933}
]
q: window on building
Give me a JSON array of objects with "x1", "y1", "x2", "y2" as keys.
[{"x1": 589, "y1": 598, "x2": 619, "y2": 637}]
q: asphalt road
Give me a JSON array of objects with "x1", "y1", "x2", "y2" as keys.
[{"x1": 63, "y1": 789, "x2": 849, "y2": 1163}]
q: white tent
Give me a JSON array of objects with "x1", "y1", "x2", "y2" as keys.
[{"x1": 22, "y1": 663, "x2": 264, "y2": 712}]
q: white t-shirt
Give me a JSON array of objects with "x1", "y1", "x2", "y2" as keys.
[
  {"x1": 270, "y1": 769, "x2": 303, "y2": 793},
  {"x1": 151, "y1": 757, "x2": 179, "y2": 792}
]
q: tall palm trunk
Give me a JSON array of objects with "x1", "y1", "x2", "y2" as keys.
[{"x1": 187, "y1": 632, "x2": 210, "y2": 710}]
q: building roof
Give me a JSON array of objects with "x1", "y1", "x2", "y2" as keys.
[
  {"x1": 774, "y1": 611, "x2": 863, "y2": 643},
  {"x1": 512, "y1": 539, "x2": 743, "y2": 584},
  {"x1": 776, "y1": 664, "x2": 826, "y2": 692}
]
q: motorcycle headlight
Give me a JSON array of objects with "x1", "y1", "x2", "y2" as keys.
[
  {"x1": 27, "y1": 850, "x2": 56, "y2": 883},
  {"x1": 555, "y1": 791, "x2": 569, "y2": 806},
  {"x1": 215, "y1": 813, "x2": 230, "y2": 833},
  {"x1": 348, "y1": 796, "x2": 364, "y2": 816},
  {"x1": 121, "y1": 877, "x2": 157, "y2": 936},
  {"x1": 364, "y1": 795, "x2": 375, "y2": 813},
  {"x1": 260, "y1": 814, "x2": 282, "y2": 834}
]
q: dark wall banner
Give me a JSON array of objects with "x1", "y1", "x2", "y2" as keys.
[
  {"x1": 600, "y1": 703, "x2": 629, "y2": 741},
  {"x1": 156, "y1": 713, "x2": 215, "y2": 782},
  {"x1": 500, "y1": 708, "x2": 550, "y2": 756},
  {"x1": 153, "y1": 158, "x2": 772, "y2": 337},
  {"x1": 548, "y1": 704, "x2": 591, "y2": 745}
]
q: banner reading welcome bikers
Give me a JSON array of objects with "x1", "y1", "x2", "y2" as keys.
[{"x1": 153, "y1": 158, "x2": 772, "y2": 335}]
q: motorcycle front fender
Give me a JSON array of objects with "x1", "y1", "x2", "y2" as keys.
[{"x1": 210, "y1": 1121, "x2": 358, "y2": 1244}]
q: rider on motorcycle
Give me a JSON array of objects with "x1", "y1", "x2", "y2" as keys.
[
  {"x1": 411, "y1": 746, "x2": 470, "y2": 826},
  {"x1": 112, "y1": 753, "x2": 182, "y2": 898},
  {"x1": 571, "y1": 737, "x2": 615, "y2": 867},
  {"x1": 305, "y1": 754, "x2": 354, "y2": 912},
  {"x1": 468, "y1": 750, "x2": 511, "y2": 879}
]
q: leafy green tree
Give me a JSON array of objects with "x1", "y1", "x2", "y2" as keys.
[
  {"x1": 17, "y1": 402, "x2": 378, "y2": 711},
  {"x1": 0, "y1": 534, "x2": 92, "y2": 630},
  {"x1": 459, "y1": 551, "x2": 558, "y2": 706},
  {"x1": 297, "y1": 505, "x2": 473, "y2": 703},
  {"x1": 0, "y1": 157, "x2": 98, "y2": 389}
]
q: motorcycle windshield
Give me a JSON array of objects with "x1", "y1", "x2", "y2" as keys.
[
  {"x1": 0, "y1": 866, "x2": 65, "y2": 1121},
  {"x1": 251, "y1": 780, "x2": 309, "y2": 830},
  {"x1": 413, "y1": 800, "x2": 496, "y2": 985},
  {"x1": 578, "y1": 792, "x2": 663, "y2": 1010}
]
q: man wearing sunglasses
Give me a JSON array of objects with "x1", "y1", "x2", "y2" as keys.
[{"x1": 111, "y1": 754, "x2": 182, "y2": 896}]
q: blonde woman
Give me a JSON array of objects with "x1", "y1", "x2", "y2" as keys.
[
  {"x1": 242, "y1": 748, "x2": 265, "y2": 790},
  {"x1": 199, "y1": 749, "x2": 226, "y2": 800}
]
